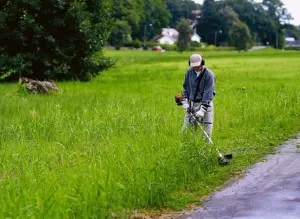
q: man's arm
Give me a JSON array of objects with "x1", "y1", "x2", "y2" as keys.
[
  {"x1": 182, "y1": 70, "x2": 190, "y2": 110},
  {"x1": 182, "y1": 70, "x2": 189, "y2": 101},
  {"x1": 202, "y1": 73, "x2": 214, "y2": 106}
]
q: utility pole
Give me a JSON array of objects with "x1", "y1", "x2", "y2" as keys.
[
  {"x1": 276, "y1": 30, "x2": 279, "y2": 49},
  {"x1": 214, "y1": 31, "x2": 217, "y2": 47},
  {"x1": 214, "y1": 30, "x2": 222, "y2": 47},
  {"x1": 143, "y1": 25, "x2": 146, "y2": 49},
  {"x1": 143, "y1": 23, "x2": 152, "y2": 49}
]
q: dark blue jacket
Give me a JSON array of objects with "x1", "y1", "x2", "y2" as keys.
[{"x1": 182, "y1": 67, "x2": 216, "y2": 106}]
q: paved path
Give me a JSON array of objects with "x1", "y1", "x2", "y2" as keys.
[{"x1": 180, "y1": 133, "x2": 300, "y2": 219}]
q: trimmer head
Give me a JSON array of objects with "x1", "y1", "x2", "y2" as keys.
[
  {"x1": 224, "y1": 154, "x2": 233, "y2": 159},
  {"x1": 218, "y1": 156, "x2": 229, "y2": 165},
  {"x1": 189, "y1": 113, "x2": 233, "y2": 165},
  {"x1": 217, "y1": 153, "x2": 233, "y2": 165}
]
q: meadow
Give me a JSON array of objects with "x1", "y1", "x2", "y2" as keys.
[{"x1": 0, "y1": 49, "x2": 299, "y2": 218}]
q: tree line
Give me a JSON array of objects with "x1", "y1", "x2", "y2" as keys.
[
  {"x1": 109, "y1": 0, "x2": 300, "y2": 51},
  {"x1": 1, "y1": 0, "x2": 299, "y2": 81}
]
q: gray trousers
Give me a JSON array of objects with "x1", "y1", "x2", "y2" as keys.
[{"x1": 182, "y1": 101, "x2": 214, "y2": 137}]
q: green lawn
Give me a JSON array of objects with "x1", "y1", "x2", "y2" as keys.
[{"x1": 0, "y1": 49, "x2": 299, "y2": 218}]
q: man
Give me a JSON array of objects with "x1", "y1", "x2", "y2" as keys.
[{"x1": 181, "y1": 53, "x2": 216, "y2": 137}]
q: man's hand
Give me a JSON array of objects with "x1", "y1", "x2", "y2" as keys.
[
  {"x1": 195, "y1": 105, "x2": 207, "y2": 119},
  {"x1": 182, "y1": 103, "x2": 192, "y2": 113}
]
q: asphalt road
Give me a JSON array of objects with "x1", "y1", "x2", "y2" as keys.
[{"x1": 180, "y1": 133, "x2": 300, "y2": 219}]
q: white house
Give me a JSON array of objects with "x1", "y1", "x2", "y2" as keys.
[
  {"x1": 153, "y1": 28, "x2": 179, "y2": 45},
  {"x1": 153, "y1": 34, "x2": 177, "y2": 45},
  {"x1": 285, "y1": 37, "x2": 300, "y2": 47},
  {"x1": 191, "y1": 29, "x2": 201, "y2": 43},
  {"x1": 161, "y1": 28, "x2": 179, "y2": 39},
  {"x1": 190, "y1": 13, "x2": 201, "y2": 43},
  {"x1": 153, "y1": 25, "x2": 201, "y2": 45},
  {"x1": 285, "y1": 37, "x2": 295, "y2": 42}
]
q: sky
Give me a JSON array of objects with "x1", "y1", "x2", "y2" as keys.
[{"x1": 192, "y1": 0, "x2": 300, "y2": 26}]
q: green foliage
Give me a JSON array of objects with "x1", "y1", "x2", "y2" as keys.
[
  {"x1": 229, "y1": 21, "x2": 252, "y2": 51},
  {"x1": 219, "y1": 0, "x2": 290, "y2": 49},
  {"x1": 109, "y1": 0, "x2": 170, "y2": 42},
  {"x1": 190, "y1": 41, "x2": 201, "y2": 48},
  {"x1": 142, "y1": 0, "x2": 171, "y2": 40},
  {"x1": 0, "y1": 0, "x2": 113, "y2": 81},
  {"x1": 195, "y1": 0, "x2": 294, "y2": 49},
  {"x1": 125, "y1": 39, "x2": 143, "y2": 49},
  {"x1": 176, "y1": 18, "x2": 192, "y2": 52},
  {"x1": 219, "y1": 6, "x2": 240, "y2": 45},
  {"x1": 111, "y1": 0, "x2": 145, "y2": 39},
  {"x1": 161, "y1": 44, "x2": 177, "y2": 51},
  {"x1": 223, "y1": 0, "x2": 266, "y2": 44},
  {"x1": 285, "y1": 24, "x2": 300, "y2": 40},
  {"x1": 197, "y1": 0, "x2": 223, "y2": 45},
  {"x1": 164, "y1": 0, "x2": 200, "y2": 27},
  {"x1": 144, "y1": 41, "x2": 157, "y2": 49},
  {"x1": 108, "y1": 20, "x2": 132, "y2": 50}
]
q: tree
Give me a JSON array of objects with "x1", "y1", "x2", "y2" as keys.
[
  {"x1": 229, "y1": 21, "x2": 252, "y2": 51},
  {"x1": 0, "y1": 0, "x2": 113, "y2": 81},
  {"x1": 108, "y1": 0, "x2": 170, "y2": 42},
  {"x1": 108, "y1": 20, "x2": 132, "y2": 49},
  {"x1": 164, "y1": 0, "x2": 200, "y2": 27},
  {"x1": 219, "y1": 6, "x2": 240, "y2": 45},
  {"x1": 176, "y1": 18, "x2": 192, "y2": 52},
  {"x1": 140, "y1": 0, "x2": 171, "y2": 40},
  {"x1": 260, "y1": 0, "x2": 291, "y2": 48},
  {"x1": 197, "y1": 0, "x2": 223, "y2": 45},
  {"x1": 285, "y1": 24, "x2": 300, "y2": 40},
  {"x1": 111, "y1": 0, "x2": 145, "y2": 40},
  {"x1": 222, "y1": 0, "x2": 291, "y2": 48}
]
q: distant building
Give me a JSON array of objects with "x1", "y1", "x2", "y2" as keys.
[
  {"x1": 191, "y1": 29, "x2": 201, "y2": 43},
  {"x1": 191, "y1": 10, "x2": 201, "y2": 18},
  {"x1": 152, "y1": 9, "x2": 202, "y2": 45},
  {"x1": 285, "y1": 37, "x2": 295, "y2": 42},
  {"x1": 285, "y1": 37, "x2": 300, "y2": 47},
  {"x1": 190, "y1": 12, "x2": 201, "y2": 43},
  {"x1": 153, "y1": 28, "x2": 179, "y2": 45}
]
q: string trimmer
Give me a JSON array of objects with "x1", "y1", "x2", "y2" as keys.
[{"x1": 189, "y1": 113, "x2": 233, "y2": 165}]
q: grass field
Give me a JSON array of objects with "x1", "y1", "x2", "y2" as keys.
[{"x1": 0, "y1": 49, "x2": 299, "y2": 218}]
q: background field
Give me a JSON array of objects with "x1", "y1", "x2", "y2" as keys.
[{"x1": 0, "y1": 49, "x2": 299, "y2": 218}]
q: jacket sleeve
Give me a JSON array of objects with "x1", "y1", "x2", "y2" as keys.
[
  {"x1": 182, "y1": 70, "x2": 189, "y2": 101},
  {"x1": 202, "y1": 73, "x2": 215, "y2": 106}
]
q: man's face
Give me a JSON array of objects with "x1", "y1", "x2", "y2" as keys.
[{"x1": 192, "y1": 65, "x2": 202, "y2": 72}]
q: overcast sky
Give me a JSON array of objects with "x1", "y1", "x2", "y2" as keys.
[{"x1": 192, "y1": 0, "x2": 300, "y2": 26}]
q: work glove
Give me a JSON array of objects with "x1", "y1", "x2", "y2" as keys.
[
  {"x1": 182, "y1": 101, "x2": 192, "y2": 114},
  {"x1": 195, "y1": 105, "x2": 207, "y2": 119}
]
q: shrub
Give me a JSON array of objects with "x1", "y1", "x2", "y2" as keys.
[
  {"x1": 0, "y1": 0, "x2": 113, "y2": 81},
  {"x1": 124, "y1": 39, "x2": 143, "y2": 49},
  {"x1": 108, "y1": 20, "x2": 132, "y2": 50},
  {"x1": 160, "y1": 44, "x2": 177, "y2": 51}
]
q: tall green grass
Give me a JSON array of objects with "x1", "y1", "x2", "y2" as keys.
[{"x1": 0, "y1": 49, "x2": 299, "y2": 218}]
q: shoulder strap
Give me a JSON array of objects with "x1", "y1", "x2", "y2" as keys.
[{"x1": 193, "y1": 68, "x2": 207, "y2": 101}]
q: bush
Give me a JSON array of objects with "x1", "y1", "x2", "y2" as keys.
[
  {"x1": 229, "y1": 21, "x2": 252, "y2": 51},
  {"x1": 160, "y1": 44, "x2": 177, "y2": 51},
  {"x1": 284, "y1": 46, "x2": 300, "y2": 51},
  {"x1": 176, "y1": 18, "x2": 192, "y2": 52},
  {"x1": 143, "y1": 41, "x2": 157, "y2": 50},
  {"x1": 108, "y1": 20, "x2": 132, "y2": 50},
  {"x1": 190, "y1": 41, "x2": 201, "y2": 47},
  {"x1": 124, "y1": 39, "x2": 143, "y2": 49},
  {"x1": 0, "y1": 0, "x2": 113, "y2": 81}
]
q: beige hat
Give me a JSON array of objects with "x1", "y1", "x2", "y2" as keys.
[{"x1": 189, "y1": 53, "x2": 202, "y2": 67}]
